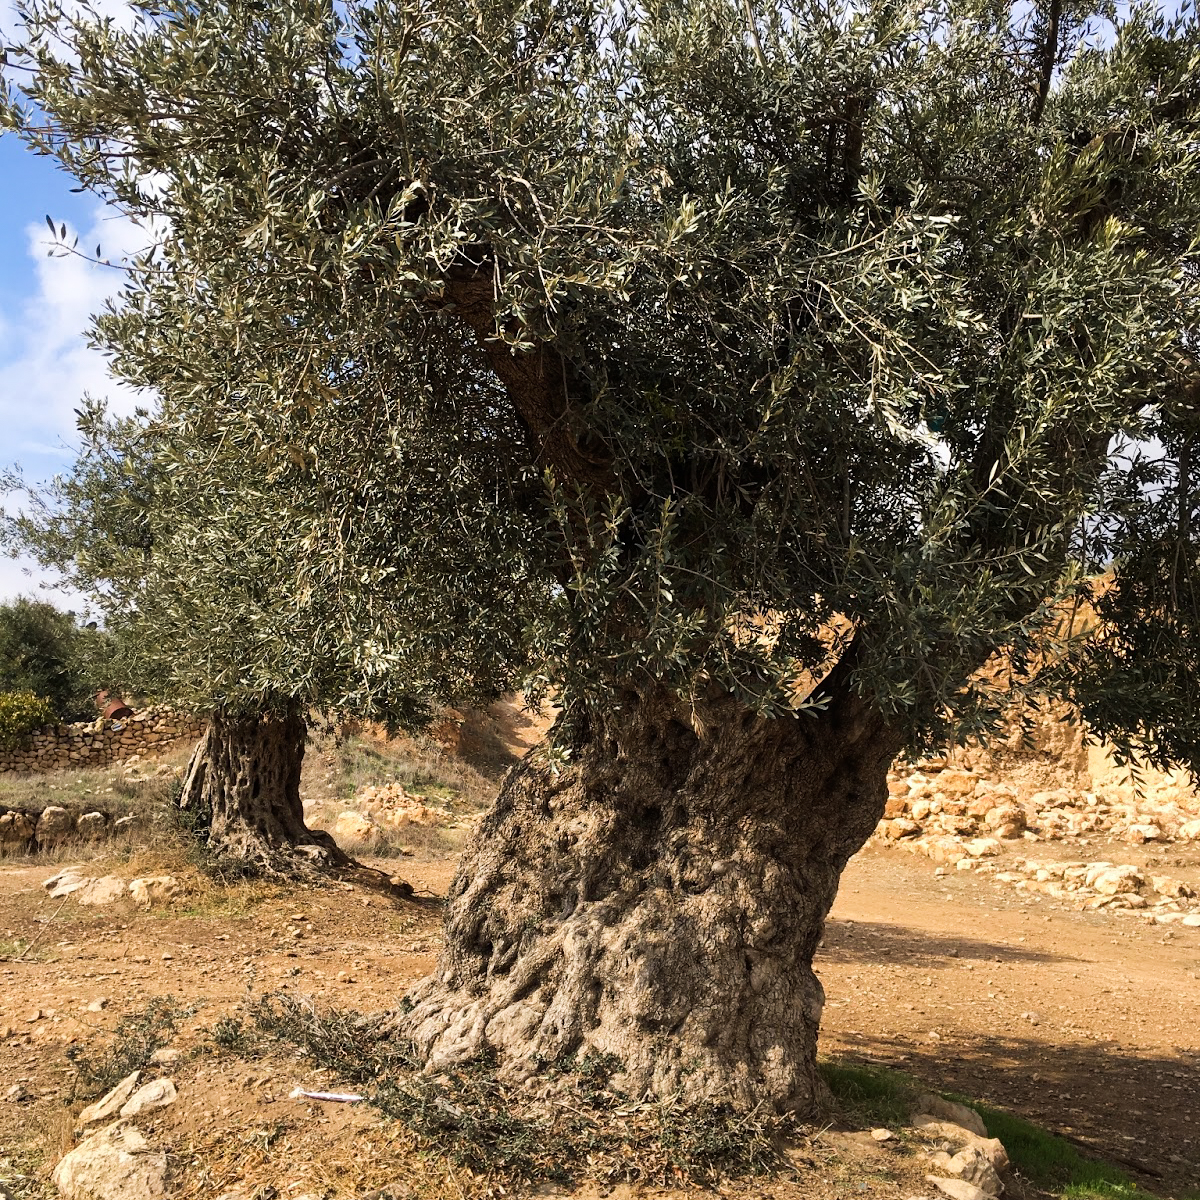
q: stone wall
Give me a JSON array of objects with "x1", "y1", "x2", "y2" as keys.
[{"x1": 0, "y1": 706, "x2": 205, "y2": 774}]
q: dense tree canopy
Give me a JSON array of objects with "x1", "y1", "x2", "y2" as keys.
[
  {"x1": 0, "y1": 597, "x2": 110, "y2": 720},
  {"x1": 5, "y1": 0, "x2": 1199, "y2": 763}
]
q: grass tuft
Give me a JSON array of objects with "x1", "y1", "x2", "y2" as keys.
[
  {"x1": 977, "y1": 1105, "x2": 1156, "y2": 1200},
  {"x1": 66, "y1": 995, "x2": 193, "y2": 1100},
  {"x1": 819, "y1": 1059, "x2": 918, "y2": 1127},
  {"x1": 239, "y1": 992, "x2": 786, "y2": 1187}
]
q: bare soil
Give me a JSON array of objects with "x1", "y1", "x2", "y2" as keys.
[{"x1": 0, "y1": 831, "x2": 1196, "y2": 1200}]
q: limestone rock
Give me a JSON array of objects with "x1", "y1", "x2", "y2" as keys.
[
  {"x1": 112, "y1": 815, "x2": 137, "y2": 834},
  {"x1": 44, "y1": 868, "x2": 91, "y2": 899},
  {"x1": 128, "y1": 877, "x2": 181, "y2": 910},
  {"x1": 36, "y1": 806, "x2": 74, "y2": 842},
  {"x1": 948, "y1": 1146, "x2": 1003, "y2": 1196},
  {"x1": 119, "y1": 1078, "x2": 177, "y2": 1118},
  {"x1": 0, "y1": 811, "x2": 34, "y2": 844},
  {"x1": 77, "y1": 878, "x2": 127, "y2": 907},
  {"x1": 926, "y1": 1176, "x2": 992, "y2": 1200},
  {"x1": 52, "y1": 1120, "x2": 166, "y2": 1199},
  {"x1": 1178, "y1": 818, "x2": 1200, "y2": 841},
  {"x1": 885, "y1": 818, "x2": 921, "y2": 840},
  {"x1": 913, "y1": 1095, "x2": 988, "y2": 1138},
  {"x1": 77, "y1": 1072, "x2": 141, "y2": 1127},
  {"x1": 76, "y1": 812, "x2": 107, "y2": 839},
  {"x1": 333, "y1": 811, "x2": 380, "y2": 844}
]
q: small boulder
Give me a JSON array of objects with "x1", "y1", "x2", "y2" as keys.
[
  {"x1": 36, "y1": 806, "x2": 74, "y2": 842},
  {"x1": 1178, "y1": 818, "x2": 1200, "y2": 841},
  {"x1": 52, "y1": 1120, "x2": 166, "y2": 1200},
  {"x1": 112, "y1": 815, "x2": 137, "y2": 834},
  {"x1": 0, "y1": 811, "x2": 34, "y2": 844},
  {"x1": 77, "y1": 878, "x2": 127, "y2": 908},
  {"x1": 884, "y1": 818, "x2": 921, "y2": 840},
  {"x1": 119, "y1": 1078, "x2": 177, "y2": 1118},
  {"x1": 76, "y1": 812, "x2": 107, "y2": 840},
  {"x1": 77, "y1": 1072, "x2": 141, "y2": 1127},
  {"x1": 128, "y1": 877, "x2": 181, "y2": 910}
]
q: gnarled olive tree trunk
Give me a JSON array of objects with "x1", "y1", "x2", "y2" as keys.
[
  {"x1": 180, "y1": 705, "x2": 347, "y2": 874},
  {"x1": 396, "y1": 684, "x2": 900, "y2": 1113}
]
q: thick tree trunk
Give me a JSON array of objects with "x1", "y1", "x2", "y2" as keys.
[
  {"x1": 396, "y1": 685, "x2": 900, "y2": 1113},
  {"x1": 180, "y1": 706, "x2": 347, "y2": 875}
]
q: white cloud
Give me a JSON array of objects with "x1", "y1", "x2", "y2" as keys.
[
  {"x1": 0, "y1": 204, "x2": 154, "y2": 603},
  {"x1": 1, "y1": 205, "x2": 152, "y2": 472}
]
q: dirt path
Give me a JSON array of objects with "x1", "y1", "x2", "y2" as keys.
[
  {"x1": 820, "y1": 845, "x2": 1200, "y2": 1193},
  {"x1": 1, "y1": 842, "x2": 1197, "y2": 1198}
]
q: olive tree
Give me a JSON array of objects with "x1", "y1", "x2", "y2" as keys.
[{"x1": 4, "y1": 0, "x2": 1199, "y2": 1111}]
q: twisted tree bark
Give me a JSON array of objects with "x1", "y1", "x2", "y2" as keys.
[
  {"x1": 180, "y1": 705, "x2": 347, "y2": 875},
  {"x1": 396, "y1": 684, "x2": 899, "y2": 1113}
]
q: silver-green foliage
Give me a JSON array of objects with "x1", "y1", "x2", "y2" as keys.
[{"x1": 2, "y1": 0, "x2": 1198, "y2": 759}]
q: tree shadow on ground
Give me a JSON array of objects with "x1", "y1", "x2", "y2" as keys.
[
  {"x1": 819, "y1": 917, "x2": 1076, "y2": 966},
  {"x1": 822, "y1": 1025, "x2": 1200, "y2": 1198}
]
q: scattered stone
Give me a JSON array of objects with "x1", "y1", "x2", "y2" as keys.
[
  {"x1": 52, "y1": 1120, "x2": 167, "y2": 1200},
  {"x1": 76, "y1": 1072, "x2": 141, "y2": 1127},
  {"x1": 128, "y1": 877, "x2": 181, "y2": 909},
  {"x1": 4, "y1": 1083, "x2": 28, "y2": 1102},
  {"x1": 86, "y1": 999, "x2": 109, "y2": 1013},
  {"x1": 913, "y1": 1095, "x2": 988, "y2": 1137},
  {"x1": 119, "y1": 1078, "x2": 177, "y2": 1118},
  {"x1": 76, "y1": 812, "x2": 107, "y2": 839},
  {"x1": 871, "y1": 1127, "x2": 895, "y2": 1141},
  {"x1": 149, "y1": 1047, "x2": 180, "y2": 1066},
  {"x1": 926, "y1": 1176, "x2": 992, "y2": 1200},
  {"x1": 36, "y1": 806, "x2": 74, "y2": 842},
  {"x1": 77, "y1": 878, "x2": 127, "y2": 907},
  {"x1": 112, "y1": 815, "x2": 137, "y2": 834},
  {"x1": 948, "y1": 1146, "x2": 1003, "y2": 1196}
]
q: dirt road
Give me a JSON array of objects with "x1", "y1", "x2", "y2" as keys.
[{"x1": 1, "y1": 842, "x2": 1197, "y2": 1197}]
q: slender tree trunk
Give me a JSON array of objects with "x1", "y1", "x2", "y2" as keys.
[
  {"x1": 180, "y1": 705, "x2": 348, "y2": 875},
  {"x1": 396, "y1": 684, "x2": 900, "y2": 1113}
]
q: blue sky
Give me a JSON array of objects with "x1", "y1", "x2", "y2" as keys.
[{"x1": 0, "y1": 0, "x2": 146, "y2": 606}]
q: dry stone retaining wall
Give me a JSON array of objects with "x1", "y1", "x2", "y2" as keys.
[{"x1": 0, "y1": 706, "x2": 204, "y2": 774}]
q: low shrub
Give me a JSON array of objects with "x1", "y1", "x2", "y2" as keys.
[{"x1": 0, "y1": 691, "x2": 57, "y2": 751}]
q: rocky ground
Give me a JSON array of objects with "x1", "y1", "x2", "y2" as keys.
[
  {"x1": 1, "y1": 708, "x2": 1199, "y2": 1200},
  {"x1": 0, "y1": 824, "x2": 1197, "y2": 1200}
]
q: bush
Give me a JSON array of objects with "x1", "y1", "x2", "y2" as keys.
[
  {"x1": 0, "y1": 598, "x2": 113, "y2": 721},
  {"x1": 0, "y1": 691, "x2": 57, "y2": 751}
]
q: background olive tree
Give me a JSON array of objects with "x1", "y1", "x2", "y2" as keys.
[{"x1": 3, "y1": 0, "x2": 1198, "y2": 1112}]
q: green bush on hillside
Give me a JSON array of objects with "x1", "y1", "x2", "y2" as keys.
[{"x1": 0, "y1": 690, "x2": 58, "y2": 751}]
